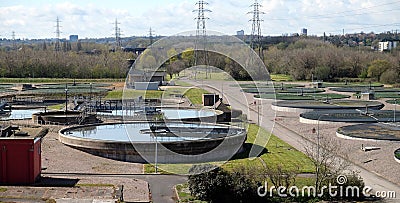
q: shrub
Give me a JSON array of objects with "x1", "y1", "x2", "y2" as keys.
[
  {"x1": 188, "y1": 165, "x2": 260, "y2": 202},
  {"x1": 380, "y1": 69, "x2": 400, "y2": 84},
  {"x1": 322, "y1": 171, "x2": 366, "y2": 201},
  {"x1": 188, "y1": 164, "x2": 232, "y2": 202}
]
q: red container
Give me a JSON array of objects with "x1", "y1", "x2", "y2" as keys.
[{"x1": 0, "y1": 137, "x2": 41, "y2": 185}]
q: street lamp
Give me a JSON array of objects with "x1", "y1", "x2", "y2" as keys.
[
  {"x1": 90, "y1": 83, "x2": 92, "y2": 101},
  {"x1": 153, "y1": 116, "x2": 159, "y2": 174},
  {"x1": 65, "y1": 84, "x2": 68, "y2": 113},
  {"x1": 394, "y1": 99, "x2": 397, "y2": 123},
  {"x1": 313, "y1": 113, "x2": 329, "y2": 191},
  {"x1": 154, "y1": 132, "x2": 158, "y2": 174},
  {"x1": 257, "y1": 102, "x2": 260, "y2": 126}
]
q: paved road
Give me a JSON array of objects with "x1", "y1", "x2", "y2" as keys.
[
  {"x1": 138, "y1": 175, "x2": 187, "y2": 203},
  {"x1": 186, "y1": 79, "x2": 400, "y2": 201},
  {"x1": 42, "y1": 173, "x2": 187, "y2": 203}
]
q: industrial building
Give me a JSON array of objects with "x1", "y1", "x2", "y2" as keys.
[{"x1": 0, "y1": 126, "x2": 46, "y2": 185}]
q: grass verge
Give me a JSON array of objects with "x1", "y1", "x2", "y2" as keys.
[
  {"x1": 175, "y1": 183, "x2": 207, "y2": 203},
  {"x1": 47, "y1": 104, "x2": 65, "y2": 110},
  {"x1": 270, "y1": 74, "x2": 293, "y2": 82},
  {"x1": 104, "y1": 89, "x2": 163, "y2": 100},
  {"x1": 184, "y1": 88, "x2": 209, "y2": 105},
  {"x1": 144, "y1": 124, "x2": 315, "y2": 174}
]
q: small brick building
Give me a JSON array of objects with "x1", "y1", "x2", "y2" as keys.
[{"x1": 0, "y1": 126, "x2": 43, "y2": 185}]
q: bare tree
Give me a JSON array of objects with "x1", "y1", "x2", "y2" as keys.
[
  {"x1": 262, "y1": 163, "x2": 299, "y2": 194},
  {"x1": 304, "y1": 135, "x2": 350, "y2": 193}
]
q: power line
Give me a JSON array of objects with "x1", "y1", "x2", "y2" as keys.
[
  {"x1": 11, "y1": 31, "x2": 16, "y2": 49},
  {"x1": 268, "y1": 2, "x2": 400, "y2": 21},
  {"x1": 248, "y1": 0, "x2": 264, "y2": 59},
  {"x1": 305, "y1": 0, "x2": 400, "y2": 18},
  {"x1": 193, "y1": 0, "x2": 211, "y2": 79},
  {"x1": 54, "y1": 16, "x2": 61, "y2": 52},
  {"x1": 326, "y1": 23, "x2": 400, "y2": 34},
  {"x1": 313, "y1": 7, "x2": 400, "y2": 20},
  {"x1": 114, "y1": 18, "x2": 122, "y2": 48},
  {"x1": 149, "y1": 27, "x2": 154, "y2": 46}
]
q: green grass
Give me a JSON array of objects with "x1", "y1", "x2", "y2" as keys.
[
  {"x1": 223, "y1": 124, "x2": 315, "y2": 173},
  {"x1": 144, "y1": 164, "x2": 192, "y2": 174},
  {"x1": 386, "y1": 99, "x2": 399, "y2": 104},
  {"x1": 189, "y1": 70, "x2": 233, "y2": 81},
  {"x1": 47, "y1": 104, "x2": 65, "y2": 110},
  {"x1": 105, "y1": 89, "x2": 164, "y2": 99},
  {"x1": 270, "y1": 74, "x2": 293, "y2": 82},
  {"x1": 174, "y1": 80, "x2": 193, "y2": 87},
  {"x1": 105, "y1": 86, "x2": 208, "y2": 104},
  {"x1": 145, "y1": 124, "x2": 315, "y2": 174},
  {"x1": 395, "y1": 152, "x2": 400, "y2": 160},
  {"x1": 375, "y1": 92, "x2": 400, "y2": 99},
  {"x1": 324, "y1": 82, "x2": 383, "y2": 88},
  {"x1": 0, "y1": 188, "x2": 7, "y2": 192},
  {"x1": 238, "y1": 83, "x2": 302, "y2": 89},
  {"x1": 175, "y1": 183, "x2": 207, "y2": 203},
  {"x1": 184, "y1": 88, "x2": 209, "y2": 105}
]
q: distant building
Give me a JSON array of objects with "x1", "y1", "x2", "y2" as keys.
[
  {"x1": 69, "y1": 35, "x2": 78, "y2": 42},
  {"x1": 236, "y1": 30, "x2": 244, "y2": 36},
  {"x1": 301, "y1": 28, "x2": 307, "y2": 36},
  {"x1": 378, "y1": 41, "x2": 397, "y2": 52}
]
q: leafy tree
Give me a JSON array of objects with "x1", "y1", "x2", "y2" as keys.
[
  {"x1": 166, "y1": 60, "x2": 185, "y2": 78},
  {"x1": 188, "y1": 164, "x2": 231, "y2": 202},
  {"x1": 380, "y1": 69, "x2": 400, "y2": 84},
  {"x1": 314, "y1": 66, "x2": 331, "y2": 81},
  {"x1": 181, "y1": 48, "x2": 195, "y2": 67},
  {"x1": 188, "y1": 164, "x2": 261, "y2": 202},
  {"x1": 167, "y1": 48, "x2": 178, "y2": 63},
  {"x1": 367, "y1": 59, "x2": 392, "y2": 80}
]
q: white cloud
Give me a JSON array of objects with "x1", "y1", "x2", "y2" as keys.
[{"x1": 0, "y1": 0, "x2": 399, "y2": 39}]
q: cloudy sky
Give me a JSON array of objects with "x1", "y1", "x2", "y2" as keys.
[{"x1": 1, "y1": 0, "x2": 400, "y2": 39}]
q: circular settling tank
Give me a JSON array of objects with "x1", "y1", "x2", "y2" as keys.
[
  {"x1": 300, "y1": 109, "x2": 400, "y2": 124},
  {"x1": 98, "y1": 108, "x2": 221, "y2": 120},
  {"x1": 272, "y1": 100, "x2": 384, "y2": 113},
  {"x1": 395, "y1": 148, "x2": 400, "y2": 163},
  {"x1": 33, "y1": 110, "x2": 98, "y2": 125},
  {"x1": 336, "y1": 123, "x2": 400, "y2": 141},
  {"x1": 59, "y1": 122, "x2": 246, "y2": 163},
  {"x1": 0, "y1": 108, "x2": 43, "y2": 120}
]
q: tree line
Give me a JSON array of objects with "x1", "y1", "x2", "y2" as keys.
[
  {"x1": 0, "y1": 42, "x2": 135, "y2": 79},
  {"x1": 264, "y1": 39, "x2": 400, "y2": 84},
  {"x1": 2, "y1": 38, "x2": 400, "y2": 83}
]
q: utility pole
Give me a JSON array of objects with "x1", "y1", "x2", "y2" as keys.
[
  {"x1": 149, "y1": 27, "x2": 154, "y2": 46},
  {"x1": 11, "y1": 31, "x2": 16, "y2": 50},
  {"x1": 315, "y1": 113, "x2": 328, "y2": 191},
  {"x1": 193, "y1": 0, "x2": 211, "y2": 79},
  {"x1": 248, "y1": 0, "x2": 265, "y2": 60},
  {"x1": 55, "y1": 17, "x2": 61, "y2": 52},
  {"x1": 114, "y1": 18, "x2": 122, "y2": 49}
]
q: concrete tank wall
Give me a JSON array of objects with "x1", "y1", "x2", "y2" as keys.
[{"x1": 59, "y1": 122, "x2": 246, "y2": 164}]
